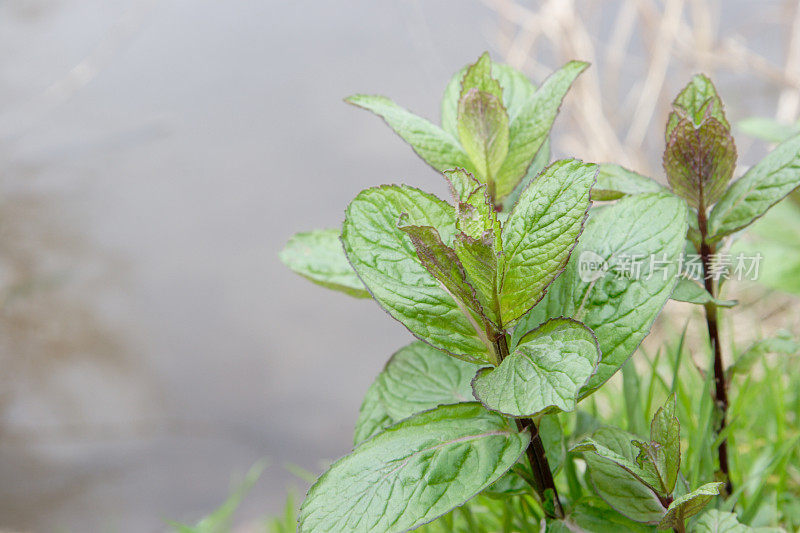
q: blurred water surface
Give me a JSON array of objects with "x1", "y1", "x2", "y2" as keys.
[
  {"x1": 0, "y1": 1, "x2": 496, "y2": 531},
  {"x1": 0, "y1": 0, "x2": 791, "y2": 531}
]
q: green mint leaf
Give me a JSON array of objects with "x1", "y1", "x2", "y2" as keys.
[
  {"x1": 692, "y1": 510, "x2": 762, "y2": 532},
  {"x1": 671, "y1": 277, "x2": 737, "y2": 307},
  {"x1": 444, "y1": 169, "x2": 503, "y2": 324},
  {"x1": 444, "y1": 166, "x2": 483, "y2": 204},
  {"x1": 446, "y1": 169, "x2": 501, "y2": 242},
  {"x1": 354, "y1": 342, "x2": 480, "y2": 445},
  {"x1": 346, "y1": 94, "x2": 475, "y2": 174},
  {"x1": 708, "y1": 134, "x2": 800, "y2": 240},
  {"x1": 458, "y1": 52, "x2": 503, "y2": 102},
  {"x1": 501, "y1": 138, "x2": 551, "y2": 211},
  {"x1": 457, "y1": 88, "x2": 510, "y2": 187},
  {"x1": 663, "y1": 116, "x2": 737, "y2": 210},
  {"x1": 649, "y1": 395, "x2": 681, "y2": 494},
  {"x1": 482, "y1": 467, "x2": 532, "y2": 497},
  {"x1": 375, "y1": 341, "x2": 479, "y2": 422},
  {"x1": 739, "y1": 116, "x2": 800, "y2": 144},
  {"x1": 573, "y1": 431, "x2": 664, "y2": 494},
  {"x1": 539, "y1": 414, "x2": 566, "y2": 475},
  {"x1": 727, "y1": 331, "x2": 800, "y2": 378},
  {"x1": 666, "y1": 74, "x2": 730, "y2": 140},
  {"x1": 342, "y1": 185, "x2": 493, "y2": 363},
  {"x1": 630, "y1": 440, "x2": 671, "y2": 495},
  {"x1": 730, "y1": 199, "x2": 800, "y2": 295},
  {"x1": 593, "y1": 164, "x2": 666, "y2": 201},
  {"x1": 353, "y1": 378, "x2": 393, "y2": 446},
  {"x1": 485, "y1": 413, "x2": 565, "y2": 497},
  {"x1": 499, "y1": 159, "x2": 596, "y2": 325},
  {"x1": 657, "y1": 482, "x2": 724, "y2": 530},
  {"x1": 398, "y1": 215, "x2": 491, "y2": 327},
  {"x1": 547, "y1": 498, "x2": 655, "y2": 533},
  {"x1": 472, "y1": 318, "x2": 600, "y2": 417},
  {"x1": 494, "y1": 61, "x2": 589, "y2": 199},
  {"x1": 453, "y1": 233, "x2": 500, "y2": 326},
  {"x1": 574, "y1": 427, "x2": 667, "y2": 523},
  {"x1": 298, "y1": 403, "x2": 529, "y2": 533},
  {"x1": 279, "y1": 229, "x2": 370, "y2": 298},
  {"x1": 442, "y1": 59, "x2": 537, "y2": 138},
  {"x1": 513, "y1": 192, "x2": 688, "y2": 395}
]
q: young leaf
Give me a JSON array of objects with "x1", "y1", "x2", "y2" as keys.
[
  {"x1": 353, "y1": 378, "x2": 393, "y2": 446},
  {"x1": 663, "y1": 116, "x2": 737, "y2": 210},
  {"x1": 346, "y1": 94, "x2": 475, "y2": 174},
  {"x1": 592, "y1": 163, "x2": 667, "y2": 201},
  {"x1": 342, "y1": 185, "x2": 493, "y2": 363},
  {"x1": 298, "y1": 403, "x2": 529, "y2": 533},
  {"x1": 656, "y1": 482, "x2": 723, "y2": 530},
  {"x1": 708, "y1": 134, "x2": 800, "y2": 240},
  {"x1": 494, "y1": 61, "x2": 589, "y2": 198},
  {"x1": 447, "y1": 168, "x2": 501, "y2": 245},
  {"x1": 441, "y1": 58, "x2": 538, "y2": 139},
  {"x1": 453, "y1": 233, "x2": 500, "y2": 325},
  {"x1": 499, "y1": 159, "x2": 596, "y2": 325},
  {"x1": 458, "y1": 52, "x2": 503, "y2": 101},
  {"x1": 513, "y1": 193, "x2": 689, "y2": 395},
  {"x1": 649, "y1": 396, "x2": 681, "y2": 494},
  {"x1": 671, "y1": 277, "x2": 737, "y2": 307},
  {"x1": 375, "y1": 341, "x2": 479, "y2": 421},
  {"x1": 457, "y1": 88, "x2": 510, "y2": 186},
  {"x1": 472, "y1": 318, "x2": 601, "y2": 417},
  {"x1": 397, "y1": 216, "x2": 490, "y2": 326},
  {"x1": 665, "y1": 73, "x2": 730, "y2": 140},
  {"x1": 279, "y1": 229, "x2": 369, "y2": 298},
  {"x1": 573, "y1": 433, "x2": 664, "y2": 493},
  {"x1": 574, "y1": 427, "x2": 667, "y2": 523}
]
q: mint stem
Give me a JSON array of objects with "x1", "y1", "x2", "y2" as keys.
[
  {"x1": 495, "y1": 333, "x2": 564, "y2": 518},
  {"x1": 698, "y1": 210, "x2": 733, "y2": 495}
]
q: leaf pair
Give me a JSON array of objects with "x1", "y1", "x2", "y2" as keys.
[
  {"x1": 663, "y1": 74, "x2": 737, "y2": 213},
  {"x1": 664, "y1": 74, "x2": 800, "y2": 244},
  {"x1": 342, "y1": 161, "x2": 595, "y2": 364},
  {"x1": 597, "y1": 75, "x2": 800, "y2": 252},
  {"x1": 348, "y1": 53, "x2": 587, "y2": 204},
  {"x1": 303, "y1": 338, "x2": 583, "y2": 533},
  {"x1": 574, "y1": 397, "x2": 723, "y2": 530}
]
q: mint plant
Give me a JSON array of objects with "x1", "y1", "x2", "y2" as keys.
[
  {"x1": 597, "y1": 74, "x2": 800, "y2": 497},
  {"x1": 574, "y1": 396, "x2": 723, "y2": 532},
  {"x1": 280, "y1": 53, "x2": 697, "y2": 531}
]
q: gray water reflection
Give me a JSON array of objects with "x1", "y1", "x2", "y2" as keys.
[
  {"x1": 0, "y1": 1, "x2": 493, "y2": 531},
  {"x1": 0, "y1": 0, "x2": 790, "y2": 531}
]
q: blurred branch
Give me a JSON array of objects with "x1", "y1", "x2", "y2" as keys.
[{"x1": 482, "y1": 0, "x2": 800, "y2": 175}]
